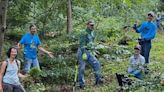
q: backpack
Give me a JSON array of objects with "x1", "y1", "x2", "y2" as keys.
[
  {"x1": 3, "y1": 59, "x2": 19, "y2": 76},
  {"x1": 116, "y1": 73, "x2": 133, "y2": 87}
]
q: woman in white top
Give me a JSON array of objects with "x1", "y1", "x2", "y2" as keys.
[{"x1": 0, "y1": 47, "x2": 26, "y2": 92}]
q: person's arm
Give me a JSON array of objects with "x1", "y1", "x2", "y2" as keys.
[
  {"x1": 34, "y1": 34, "x2": 54, "y2": 58},
  {"x1": 139, "y1": 56, "x2": 146, "y2": 71},
  {"x1": 18, "y1": 73, "x2": 27, "y2": 80},
  {"x1": 17, "y1": 60, "x2": 26, "y2": 80},
  {"x1": 128, "y1": 56, "x2": 134, "y2": 73},
  {"x1": 17, "y1": 43, "x2": 22, "y2": 50},
  {"x1": 38, "y1": 46, "x2": 54, "y2": 58},
  {"x1": 17, "y1": 33, "x2": 26, "y2": 50},
  {"x1": 133, "y1": 22, "x2": 145, "y2": 33},
  {"x1": 0, "y1": 61, "x2": 7, "y2": 91}
]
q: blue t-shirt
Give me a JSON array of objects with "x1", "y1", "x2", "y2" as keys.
[
  {"x1": 136, "y1": 21, "x2": 157, "y2": 40},
  {"x1": 19, "y1": 33, "x2": 41, "y2": 59}
]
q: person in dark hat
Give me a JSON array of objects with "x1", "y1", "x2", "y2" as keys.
[
  {"x1": 77, "y1": 19, "x2": 103, "y2": 89},
  {"x1": 128, "y1": 45, "x2": 145, "y2": 79},
  {"x1": 133, "y1": 11, "x2": 157, "y2": 64}
]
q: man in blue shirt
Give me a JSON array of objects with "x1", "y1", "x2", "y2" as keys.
[
  {"x1": 77, "y1": 20, "x2": 103, "y2": 89},
  {"x1": 17, "y1": 24, "x2": 54, "y2": 73},
  {"x1": 133, "y1": 11, "x2": 157, "y2": 64}
]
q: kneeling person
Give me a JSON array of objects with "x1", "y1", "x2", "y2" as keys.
[{"x1": 128, "y1": 45, "x2": 145, "y2": 79}]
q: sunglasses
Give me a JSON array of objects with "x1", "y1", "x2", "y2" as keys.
[
  {"x1": 134, "y1": 48, "x2": 140, "y2": 50},
  {"x1": 90, "y1": 24, "x2": 94, "y2": 26},
  {"x1": 148, "y1": 14, "x2": 153, "y2": 17}
]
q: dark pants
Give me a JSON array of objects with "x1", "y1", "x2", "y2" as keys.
[
  {"x1": 3, "y1": 83, "x2": 25, "y2": 92},
  {"x1": 139, "y1": 39, "x2": 151, "y2": 64}
]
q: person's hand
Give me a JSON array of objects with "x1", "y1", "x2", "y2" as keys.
[
  {"x1": 133, "y1": 20, "x2": 139, "y2": 30},
  {"x1": 47, "y1": 52, "x2": 54, "y2": 58},
  {"x1": 19, "y1": 73, "x2": 29, "y2": 80},
  {"x1": 133, "y1": 23, "x2": 137, "y2": 30}
]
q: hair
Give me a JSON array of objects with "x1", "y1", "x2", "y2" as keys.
[
  {"x1": 6, "y1": 47, "x2": 18, "y2": 58},
  {"x1": 29, "y1": 24, "x2": 37, "y2": 29}
]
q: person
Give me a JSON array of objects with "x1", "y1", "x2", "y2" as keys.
[
  {"x1": 0, "y1": 47, "x2": 26, "y2": 92},
  {"x1": 156, "y1": 13, "x2": 163, "y2": 32},
  {"x1": 128, "y1": 45, "x2": 145, "y2": 80},
  {"x1": 133, "y1": 11, "x2": 157, "y2": 64},
  {"x1": 77, "y1": 19, "x2": 103, "y2": 89},
  {"x1": 17, "y1": 24, "x2": 54, "y2": 73}
]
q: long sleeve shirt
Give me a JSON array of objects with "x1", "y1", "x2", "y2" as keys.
[
  {"x1": 79, "y1": 28, "x2": 95, "y2": 53},
  {"x1": 135, "y1": 21, "x2": 157, "y2": 40},
  {"x1": 128, "y1": 54, "x2": 145, "y2": 72}
]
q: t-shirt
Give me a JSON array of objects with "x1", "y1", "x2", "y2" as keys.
[{"x1": 19, "y1": 32, "x2": 41, "y2": 59}]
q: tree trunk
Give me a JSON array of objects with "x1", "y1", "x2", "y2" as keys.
[
  {"x1": 66, "y1": 0, "x2": 72, "y2": 34},
  {"x1": 0, "y1": 0, "x2": 8, "y2": 60}
]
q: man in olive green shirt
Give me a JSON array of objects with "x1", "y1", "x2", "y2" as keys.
[{"x1": 77, "y1": 19, "x2": 103, "y2": 89}]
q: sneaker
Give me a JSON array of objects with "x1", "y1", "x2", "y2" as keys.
[
  {"x1": 95, "y1": 78, "x2": 104, "y2": 85},
  {"x1": 79, "y1": 85, "x2": 84, "y2": 90},
  {"x1": 144, "y1": 68, "x2": 149, "y2": 74}
]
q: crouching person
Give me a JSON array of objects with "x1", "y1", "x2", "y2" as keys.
[
  {"x1": 0, "y1": 47, "x2": 26, "y2": 92},
  {"x1": 128, "y1": 45, "x2": 145, "y2": 80}
]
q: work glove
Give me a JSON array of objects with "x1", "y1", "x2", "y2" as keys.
[{"x1": 133, "y1": 23, "x2": 137, "y2": 30}]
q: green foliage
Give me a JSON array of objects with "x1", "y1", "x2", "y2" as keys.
[
  {"x1": 29, "y1": 67, "x2": 42, "y2": 78},
  {"x1": 39, "y1": 54, "x2": 76, "y2": 85},
  {"x1": 25, "y1": 82, "x2": 45, "y2": 92},
  {"x1": 4, "y1": 0, "x2": 163, "y2": 91},
  {"x1": 21, "y1": 68, "x2": 43, "y2": 91},
  {"x1": 8, "y1": 0, "x2": 32, "y2": 27}
]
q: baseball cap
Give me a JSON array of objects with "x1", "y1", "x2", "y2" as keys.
[
  {"x1": 147, "y1": 11, "x2": 155, "y2": 17},
  {"x1": 134, "y1": 44, "x2": 141, "y2": 50},
  {"x1": 87, "y1": 19, "x2": 95, "y2": 25}
]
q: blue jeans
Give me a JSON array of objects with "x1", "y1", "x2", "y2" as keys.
[
  {"x1": 77, "y1": 48, "x2": 101, "y2": 86},
  {"x1": 140, "y1": 40, "x2": 151, "y2": 64},
  {"x1": 128, "y1": 69, "x2": 143, "y2": 80},
  {"x1": 24, "y1": 57, "x2": 40, "y2": 73}
]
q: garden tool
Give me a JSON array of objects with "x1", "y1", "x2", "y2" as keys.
[{"x1": 73, "y1": 61, "x2": 78, "y2": 92}]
